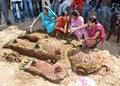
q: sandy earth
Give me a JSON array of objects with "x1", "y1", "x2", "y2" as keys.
[
  {"x1": 0, "y1": 25, "x2": 119, "y2": 86},
  {"x1": 0, "y1": 3, "x2": 120, "y2": 86}
]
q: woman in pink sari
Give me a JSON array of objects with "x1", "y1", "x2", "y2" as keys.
[
  {"x1": 69, "y1": 16, "x2": 105, "y2": 48},
  {"x1": 70, "y1": 10, "x2": 86, "y2": 40}
]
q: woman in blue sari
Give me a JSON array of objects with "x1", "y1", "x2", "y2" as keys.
[{"x1": 30, "y1": 6, "x2": 57, "y2": 34}]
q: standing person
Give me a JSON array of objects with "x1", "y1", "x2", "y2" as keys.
[
  {"x1": 70, "y1": 16, "x2": 105, "y2": 48},
  {"x1": 51, "y1": 0, "x2": 60, "y2": 14},
  {"x1": 11, "y1": 0, "x2": 25, "y2": 23},
  {"x1": 30, "y1": 6, "x2": 57, "y2": 34},
  {"x1": 70, "y1": 10, "x2": 86, "y2": 40},
  {"x1": 54, "y1": 12, "x2": 70, "y2": 37},
  {"x1": 58, "y1": 0, "x2": 73, "y2": 16},
  {"x1": 23, "y1": 0, "x2": 35, "y2": 20},
  {"x1": 84, "y1": 0, "x2": 103, "y2": 21},
  {"x1": 0, "y1": 0, "x2": 12, "y2": 25},
  {"x1": 32, "y1": 0, "x2": 42, "y2": 17},
  {"x1": 101, "y1": 0, "x2": 112, "y2": 29},
  {"x1": 71, "y1": 0, "x2": 83, "y2": 14}
]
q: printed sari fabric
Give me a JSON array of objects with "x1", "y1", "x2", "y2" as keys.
[
  {"x1": 39, "y1": 6, "x2": 57, "y2": 34},
  {"x1": 86, "y1": 23, "x2": 105, "y2": 48},
  {"x1": 70, "y1": 16, "x2": 86, "y2": 39},
  {"x1": 55, "y1": 16, "x2": 70, "y2": 35}
]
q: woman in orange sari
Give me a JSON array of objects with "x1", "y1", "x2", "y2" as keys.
[{"x1": 54, "y1": 12, "x2": 70, "y2": 37}]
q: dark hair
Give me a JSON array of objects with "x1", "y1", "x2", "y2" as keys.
[
  {"x1": 61, "y1": 12, "x2": 67, "y2": 16},
  {"x1": 43, "y1": 7, "x2": 48, "y2": 12},
  {"x1": 88, "y1": 16, "x2": 98, "y2": 24},
  {"x1": 71, "y1": 10, "x2": 79, "y2": 16}
]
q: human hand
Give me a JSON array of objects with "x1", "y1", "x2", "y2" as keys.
[
  {"x1": 58, "y1": 27, "x2": 65, "y2": 33},
  {"x1": 68, "y1": 28, "x2": 75, "y2": 34},
  {"x1": 60, "y1": 27, "x2": 64, "y2": 32},
  {"x1": 63, "y1": 29, "x2": 67, "y2": 33}
]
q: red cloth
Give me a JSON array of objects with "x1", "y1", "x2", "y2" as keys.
[
  {"x1": 72, "y1": 0, "x2": 83, "y2": 6},
  {"x1": 71, "y1": 0, "x2": 83, "y2": 13}
]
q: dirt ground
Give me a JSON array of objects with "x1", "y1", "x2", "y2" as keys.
[{"x1": 0, "y1": 7, "x2": 120, "y2": 86}]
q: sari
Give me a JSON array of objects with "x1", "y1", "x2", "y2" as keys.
[
  {"x1": 70, "y1": 16, "x2": 86, "y2": 39},
  {"x1": 39, "y1": 6, "x2": 57, "y2": 34},
  {"x1": 55, "y1": 16, "x2": 70, "y2": 35},
  {"x1": 85, "y1": 23, "x2": 105, "y2": 48}
]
